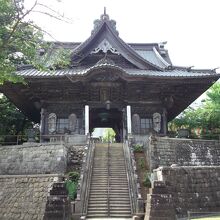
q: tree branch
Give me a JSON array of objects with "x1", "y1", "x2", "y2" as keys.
[
  {"x1": 31, "y1": 10, "x2": 72, "y2": 24},
  {"x1": 36, "y1": 3, "x2": 74, "y2": 23},
  {"x1": 21, "y1": 21, "x2": 59, "y2": 41}
]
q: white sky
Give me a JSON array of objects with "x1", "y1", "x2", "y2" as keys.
[
  {"x1": 24, "y1": 0, "x2": 220, "y2": 70},
  {"x1": 24, "y1": 0, "x2": 220, "y2": 107}
]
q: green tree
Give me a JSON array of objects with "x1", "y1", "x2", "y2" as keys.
[
  {"x1": 169, "y1": 82, "x2": 220, "y2": 139},
  {"x1": 0, "y1": 0, "x2": 71, "y2": 84},
  {"x1": 205, "y1": 83, "x2": 220, "y2": 129},
  {"x1": 0, "y1": 95, "x2": 33, "y2": 135},
  {"x1": 0, "y1": 0, "x2": 41, "y2": 83},
  {"x1": 102, "y1": 128, "x2": 116, "y2": 143}
]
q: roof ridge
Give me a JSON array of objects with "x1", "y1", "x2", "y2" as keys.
[
  {"x1": 173, "y1": 65, "x2": 216, "y2": 74},
  {"x1": 153, "y1": 47, "x2": 170, "y2": 67}
]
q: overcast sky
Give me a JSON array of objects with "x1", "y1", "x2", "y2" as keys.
[{"x1": 24, "y1": 0, "x2": 220, "y2": 71}]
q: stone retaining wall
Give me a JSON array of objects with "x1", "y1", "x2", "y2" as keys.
[
  {"x1": 149, "y1": 137, "x2": 220, "y2": 170},
  {"x1": 0, "y1": 174, "x2": 61, "y2": 220},
  {"x1": 0, "y1": 143, "x2": 67, "y2": 175},
  {"x1": 154, "y1": 166, "x2": 220, "y2": 218}
]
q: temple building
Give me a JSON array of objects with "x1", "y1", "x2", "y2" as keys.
[{"x1": 1, "y1": 12, "x2": 219, "y2": 142}]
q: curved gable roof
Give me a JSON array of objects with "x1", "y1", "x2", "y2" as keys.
[{"x1": 71, "y1": 12, "x2": 164, "y2": 70}]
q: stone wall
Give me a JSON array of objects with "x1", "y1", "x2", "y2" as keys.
[
  {"x1": 148, "y1": 136, "x2": 220, "y2": 170},
  {"x1": 0, "y1": 174, "x2": 61, "y2": 220},
  {"x1": 0, "y1": 143, "x2": 67, "y2": 175},
  {"x1": 154, "y1": 166, "x2": 220, "y2": 218}
]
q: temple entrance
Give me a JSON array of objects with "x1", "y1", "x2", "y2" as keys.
[{"x1": 89, "y1": 108, "x2": 123, "y2": 142}]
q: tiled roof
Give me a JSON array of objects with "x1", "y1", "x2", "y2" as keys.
[
  {"x1": 17, "y1": 64, "x2": 218, "y2": 78},
  {"x1": 135, "y1": 48, "x2": 170, "y2": 68},
  {"x1": 0, "y1": 174, "x2": 59, "y2": 220}
]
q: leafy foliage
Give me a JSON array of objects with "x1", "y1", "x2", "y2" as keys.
[
  {"x1": 102, "y1": 128, "x2": 116, "y2": 143},
  {"x1": 0, "y1": 0, "x2": 71, "y2": 84},
  {"x1": 169, "y1": 82, "x2": 220, "y2": 139},
  {"x1": 133, "y1": 144, "x2": 144, "y2": 153},
  {"x1": 138, "y1": 158, "x2": 145, "y2": 169},
  {"x1": 143, "y1": 172, "x2": 151, "y2": 188},
  {"x1": 0, "y1": 95, "x2": 33, "y2": 135}
]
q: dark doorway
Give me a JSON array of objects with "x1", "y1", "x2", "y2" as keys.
[{"x1": 90, "y1": 108, "x2": 123, "y2": 142}]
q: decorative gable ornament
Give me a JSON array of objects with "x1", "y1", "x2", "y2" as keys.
[
  {"x1": 92, "y1": 9, "x2": 118, "y2": 36},
  {"x1": 91, "y1": 39, "x2": 119, "y2": 55}
]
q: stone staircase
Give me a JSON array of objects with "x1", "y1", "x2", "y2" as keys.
[{"x1": 87, "y1": 143, "x2": 132, "y2": 218}]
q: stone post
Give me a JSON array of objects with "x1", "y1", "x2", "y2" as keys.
[{"x1": 85, "y1": 105, "x2": 89, "y2": 135}]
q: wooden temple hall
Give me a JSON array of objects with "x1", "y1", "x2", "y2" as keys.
[{"x1": 1, "y1": 12, "x2": 219, "y2": 143}]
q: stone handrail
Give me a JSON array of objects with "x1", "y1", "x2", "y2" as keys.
[
  {"x1": 123, "y1": 140, "x2": 144, "y2": 216},
  {"x1": 74, "y1": 138, "x2": 95, "y2": 217}
]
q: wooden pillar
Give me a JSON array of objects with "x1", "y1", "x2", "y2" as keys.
[
  {"x1": 163, "y1": 108, "x2": 167, "y2": 135},
  {"x1": 127, "y1": 105, "x2": 132, "y2": 134},
  {"x1": 85, "y1": 105, "x2": 89, "y2": 135},
  {"x1": 40, "y1": 108, "x2": 45, "y2": 142}
]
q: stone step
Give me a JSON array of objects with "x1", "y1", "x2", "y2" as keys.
[
  {"x1": 88, "y1": 203, "x2": 108, "y2": 207},
  {"x1": 86, "y1": 214, "x2": 108, "y2": 218},
  {"x1": 109, "y1": 195, "x2": 130, "y2": 199},
  {"x1": 109, "y1": 168, "x2": 126, "y2": 170},
  {"x1": 109, "y1": 187, "x2": 129, "y2": 190},
  {"x1": 109, "y1": 214, "x2": 132, "y2": 218},
  {"x1": 89, "y1": 192, "x2": 108, "y2": 195},
  {"x1": 91, "y1": 176, "x2": 108, "y2": 179},
  {"x1": 88, "y1": 207, "x2": 108, "y2": 211},
  {"x1": 110, "y1": 179, "x2": 128, "y2": 181},
  {"x1": 91, "y1": 182, "x2": 108, "y2": 184},
  {"x1": 87, "y1": 210, "x2": 108, "y2": 214},
  {"x1": 89, "y1": 198, "x2": 108, "y2": 202},
  {"x1": 91, "y1": 175, "x2": 108, "y2": 178},
  {"x1": 109, "y1": 197, "x2": 130, "y2": 200},
  {"x1": 92, "y1": 169, "x2": 108, "y2": 171},
  {"x1": 110, "y1": 210, "x2": 131, "y2": 214},
  {"x1": 110, "y1": 206, "x2": 131, "y2": 211},
  {"x1": 109, "y1": 175, "x2": 127, "y2": 178},
  {"x1": 89, "y1": 194, "x2": 108, "y2": 198},
  {"x1": 110, "y1": 203, "x2": 131, "y2": 207},
  {"x1": 109, "y1": 180, "x2": 128, "y2": 183},
  {"x1": 109, "y1": 190, "x2": 129, "y2": 194},
  {"x1": 109, "y1": 200, "x2": 131, "y2": 204},
  {"x1": 90, "y1": 188, "x2": 109, "y2": 190},
  {"x1": 91, "y1": 181, "x2": 108, "y2": 184}
]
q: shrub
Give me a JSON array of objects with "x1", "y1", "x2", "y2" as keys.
[
  {"x1": 138, "y1": 158, "x2": 145, "y2": 169},
  {"x1": 68, "y1": 171, "x2": 80, "y2": 182},
  {"x1": 65, "y1": 180, "x2": 77, "y2": 200},
  {"x1": 65, "y1": 171, "x2": 80, "y2": 200},
  {"x1": 143, "y1": 172, "x2": 151, "y2": 188},
  {"x1": 133, "y1": 144, "x2": 144, "y2": 153}
]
